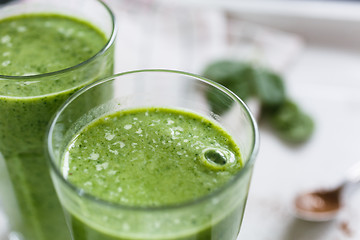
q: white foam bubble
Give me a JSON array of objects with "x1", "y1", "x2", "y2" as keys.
[
  {"x1": 105, "y1": 132, "x2": 115, "y2": 141},
  {"x1": 124, "y1": 124, "x2": 132, "y2": 130},
  {"x1": 17, "y1": 26, "x2": 27, "y2": 32},
  {"x1": 96, "y1": 162, "x2": 109, "y2": 171},
  {"x1": 1, "y1": 35, "x2": 11, "y2": 44},
  {"x1": 89, "y1": 153, "x2": 99, "y2": 160},
  {"x1": 1, "y1": 60, "x2": 10, "y2": 67}
]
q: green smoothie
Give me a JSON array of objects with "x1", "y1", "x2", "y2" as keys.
[
  {"x1": 0, "y1": 14, "x2": 106, "y2": 76},
  {"x1": 0, "y1": 14, "x2": 114, "y2": 240},
  {"x1": 61, "y1": 107, "x2": 245, "y2": 239}
]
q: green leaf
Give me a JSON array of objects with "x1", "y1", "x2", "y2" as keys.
[
  {"x1": 203, "y1": 60, "x2": 254, "y2": 114},
  {"x1": 203, "y1": 60, "x2": 248, "y2": 84},
  {"x1": 267, "y1": 100, "x2": 314, "y2": 143},
  {"x1": 205, "y1": 87, "x2": 233, "y2": 114},
  {"x1": 253, "y1": 68, "x2": 285, "y2": 107},
  {"x1": 202, "y1": 60, "x2": 315, "y2": 144}
]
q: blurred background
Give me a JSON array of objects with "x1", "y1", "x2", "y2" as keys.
[{"x1": 1, "y1": 0, "x2": 360, "y2": 239}]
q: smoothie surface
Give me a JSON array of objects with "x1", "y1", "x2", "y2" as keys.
[
  {"x1": 63, "y1": 107, "x2": 243, "y2": 206},
  {"x1": 0, "y1": 14, "x2": 106, "y2": 76}
]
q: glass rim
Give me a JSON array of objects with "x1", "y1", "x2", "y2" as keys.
[
  {"x1": 0, "y1": 0, "x2": 117, "y2": 80},
  {"x1": 46, "y1": 69, "x2": 260, "y2": 212}
]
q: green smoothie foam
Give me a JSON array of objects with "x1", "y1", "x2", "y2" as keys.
[
  {"x1": 0, "y1": 14, "x2": 113, "y2": 240},
  {"x1": 62, "y1": 107, "x2": 245, "y2": 239}
]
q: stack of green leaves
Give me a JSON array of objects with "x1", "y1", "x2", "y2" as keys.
[{"x1": 203, "y1": 60, "x2": 314, "y2": 143}]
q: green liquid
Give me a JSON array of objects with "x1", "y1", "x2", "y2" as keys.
[
  {"x1": 0, "y1": 14, "x2": 106, "y2": 76},
  {"x1": 62, "y1": 107, "x2": 246, "y2": 239},
  {"x1": 0, "y1": 14, "x2": 113, "y2": 240}
]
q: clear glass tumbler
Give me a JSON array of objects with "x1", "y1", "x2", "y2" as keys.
[
  {"x1": 47, "y1": 70, "x2": 259, "y2": 240},
  {"x1": 0, "y1": 0, "x2": 116, "y2": 239}
]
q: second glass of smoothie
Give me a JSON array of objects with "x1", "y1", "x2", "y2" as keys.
[
  {"x1": 47, "y1": 70, "x2": 259, "y2": 240},
  {"x1": 0, "y1": 0, "x2": 116, "y2": 239}
]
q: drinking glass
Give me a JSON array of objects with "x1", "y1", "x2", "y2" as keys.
[
  {"x1": 47, "y1": 70, "x2": 259, "y2": 240},
  {"x1": 0, "y1": 0, "x2": 116, "y2": 239}
]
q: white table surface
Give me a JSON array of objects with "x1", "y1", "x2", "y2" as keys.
[{"x1": 239, "y1": 46, "x2": 360, "y2": 240}]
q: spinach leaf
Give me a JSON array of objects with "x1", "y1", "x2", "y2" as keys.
[
  {"x1": 205, "y1": 87, "x2": 233, "y2": 115},
  {"x1": 253, "y1": 67, "x2": 285, "y2": 107},
  {"x1": 265, "y1": 100, "x2": 314, "y2": 143},
  {"x1": 202, "y1": 60, "x2": 315, "y2": 144},
  {"x1": 203, "y1": 60, "x2": 254, "y2": 114}
]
